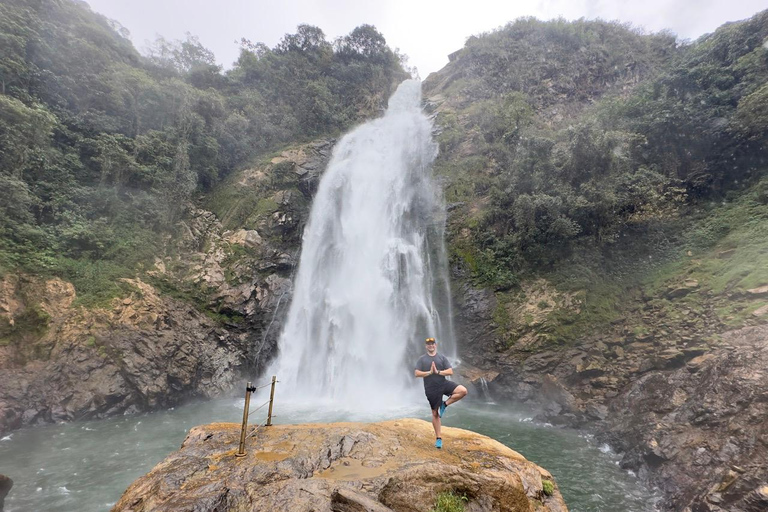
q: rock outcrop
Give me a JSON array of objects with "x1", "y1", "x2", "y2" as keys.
[
  {"x1": 605, "y1": 324, "x2": 768, "y2": 512},
  {"x1": 165, "y1": 138, "x2": 336, "y2": 366},
  {"x1": 0, "y1": 276, "x2": 248, "y2": 434},
  {"x1": 113, "y1": 418, "x2": 567, "y2": 512},
  {"x1": 0, "y1": 474, "x2": 11, "y2": 512},
  {"x1": 454, "y1": 273, "x2": 768, "y2": 511}
]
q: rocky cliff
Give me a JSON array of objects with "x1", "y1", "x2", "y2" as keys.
[
  {"x1": 113, "y1": 418, "x2": 568, "y2": 512},
  {"x1": 0, "y1": 275, "x2": 246, "y2": 433},
  {"x1": 0, "y1": 140, "x2": 334, "y2": 435},
  {"x1": 453, "y1": 278, "x2": 768, "y2": 512}
]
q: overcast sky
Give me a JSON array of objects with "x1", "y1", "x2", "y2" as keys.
[{"x1": 85, "y1": 0, "x2": 768, "y2": 77}]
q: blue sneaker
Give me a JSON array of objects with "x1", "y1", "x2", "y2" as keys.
[
  {"x1": 438, "y1": 401, "x2": 447, "y2": 418},
  {"x1": 435, "y1": 438, "x2": 442, "y2": 449}
]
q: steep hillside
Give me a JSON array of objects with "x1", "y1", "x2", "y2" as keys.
[
  {"x1": 426, "y1": 14, "x2": 768, "y2": 291},
  {"x1": 0, "y1": 0, "x2": 406, "y2": 433},
  {"x1": 2, "y1": 4, "x2": 767, "y2": 509},
  {"x1": 425, "y1": 13, "x2": 768, "y2": 512}
]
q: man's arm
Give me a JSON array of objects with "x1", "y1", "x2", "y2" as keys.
[{"x1": 438, "y1": 355, "x2": 453, "y2": 376}]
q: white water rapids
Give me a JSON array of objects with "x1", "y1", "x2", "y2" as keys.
[{"x1": 270, "y1": 79, "x2": 455, "y2": 409}]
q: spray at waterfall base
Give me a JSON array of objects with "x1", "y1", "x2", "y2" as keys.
[{"x1": 266, "y1": 80, "x2": 457, "y2": 412}]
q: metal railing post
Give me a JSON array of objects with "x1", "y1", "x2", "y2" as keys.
[
  {"x1": 236, "y1": 381, "x2": 254, "y2": 457},
  {"x1": 266, "y1": 375, "x2": 277, "y2": 426}
]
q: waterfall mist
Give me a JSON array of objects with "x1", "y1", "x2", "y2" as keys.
[{"x1": 270, "y1": 79, "x2": 454, "y2": 410}]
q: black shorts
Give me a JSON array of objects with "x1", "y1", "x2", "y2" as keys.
[{"x1": 425, "y1": 380, "x2": 459, "y2": 411}]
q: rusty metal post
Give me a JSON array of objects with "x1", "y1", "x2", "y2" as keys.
[
  {"x1": 236, "y1": 382, "x2": 253, "y2": 457},
  {"x1": 266, "y1": 375, "x2": 277, "y2": 426}
]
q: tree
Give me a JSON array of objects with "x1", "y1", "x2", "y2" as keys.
[
  {"x1": 276, "y1": 24, "x2": 330, "y2": 54},
  {"x1": 0, "y1": 95, "x2": 55, "y2": 177},
  {"x1": 336, "y1": 25, "x2": 388, "y2": 61},
  {"x1": 146, "y1": 33, "x2": 219, "y2": 74}
]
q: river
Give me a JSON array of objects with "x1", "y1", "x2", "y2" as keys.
[{"x1": 0, "y1": 395, "x2": 659, "y2": 511}]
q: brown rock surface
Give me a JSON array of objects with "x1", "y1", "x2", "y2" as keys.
[
  {"x1": 451, "y1": 277, "x2": 768, "y2": 511},
  {"x1": 0, "y1": 277, "x2": 248, "y2": 435},
  {"x1": 605, "y1": 324, "x2": 768, "y2": 512},
  {"x1": 746, "y1": 285, "x2": 768, "y2": 297},
  {"x1": 112, "y1": 419, "x2": 568, "y2": 512}
]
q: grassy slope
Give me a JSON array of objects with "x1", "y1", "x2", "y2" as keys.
[{"x1": 488, "y1": 176, "x2": 768, "y2": 349}]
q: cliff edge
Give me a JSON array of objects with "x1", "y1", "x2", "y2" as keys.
[{"x1": 112, "y1": 418, "x2": 568, "y2": 512}]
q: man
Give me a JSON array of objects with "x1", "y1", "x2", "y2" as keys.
[{"x1": 414, "y1": 337, "x2": 468, "y2": 449}]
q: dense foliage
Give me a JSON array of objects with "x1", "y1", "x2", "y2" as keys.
[
  {"x1": 453, "y1": 17, "x2": 677, "y2": 105},
  {"x1": 0, "y1": 0, "x2": 406, "y2": 303},
  {"x1": 428, "y1": 14, "x2": 768, "y2": 289}
]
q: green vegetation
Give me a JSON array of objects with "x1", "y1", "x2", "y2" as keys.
[
  {"x1": 428, "y1": 13, "x2": 768, "y2": 346},
  {"x1": 0, "y1": 302, "x2": 49, "y2": 346},
  {"x1": 1, "y1": 0, "x2": 766, "y2": 354},
  {"x1": 0, "y1": 0, "x2": 406, "y2": 306},
  {"x1": 432, "y1": 13, "x2": 768, "y2": 290},
  {"x1": 529, "y1": 176, "x2": 767, "y2": 344},
  {"x1": 455, "y1": 17, "x2": 676, "y2": 107},
  {"x1": 430, "y1": 491, "x2": 468, "y2": 512},
  {"x1": 542, "y1": 479, "x2": 555, "y2": 496},
  {"x1": 147, "y1": 274, "x2": 243, "y2": 325},
  {"x1": 649, "y1": 181, "x2": 768, "y2": 295}
]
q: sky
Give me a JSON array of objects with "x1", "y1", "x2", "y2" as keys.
[{"x1": 85, "y1": 0, "x2": 768, "y2": 77}]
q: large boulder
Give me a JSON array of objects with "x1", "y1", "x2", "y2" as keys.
[{"x1": 113, "y1": 418, "x2": 568, "y2": 512}]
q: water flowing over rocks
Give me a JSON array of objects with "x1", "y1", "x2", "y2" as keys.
[
  {"x1": 272, "y1": 80, "x2": 453, "y2": 408},
  {"x1": 112, "y1": 418, "x2": 568, "y2": 512}
]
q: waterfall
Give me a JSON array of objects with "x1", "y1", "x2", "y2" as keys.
[
  {"x1": 478, "y1": 378, "x2": 494, "y2": 404},
  {"x1": 270, "y1": 79, "x2": 454, "y2": 410}
]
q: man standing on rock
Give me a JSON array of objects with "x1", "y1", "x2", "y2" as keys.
[{"x1": 414, "y1": 337, "x2": 467, "y2": 449}]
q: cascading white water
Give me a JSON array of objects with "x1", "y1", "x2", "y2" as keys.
[{"x1": 271, "y1": 79, "x2": 454, "y2": 410}]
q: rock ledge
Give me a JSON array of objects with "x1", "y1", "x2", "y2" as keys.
[{"x1": 113, "y1": 418, "x2": 567, "y2": 512}]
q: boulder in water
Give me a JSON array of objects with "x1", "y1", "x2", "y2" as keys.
[
  {"x1": 0, "y1": 474, "x2": 12, "y2": 512},
  {"x1": 113, "y1": 418, "x2": 568, "y2": 512}
]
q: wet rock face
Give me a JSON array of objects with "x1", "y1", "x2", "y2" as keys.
[
  {"x1": 168, "y1": 207, "x2": 293, "y2": 375},
  {"x1": 166, "y1": 139, "x2": 337, "y2": 369},
  {"x1": 452, "y1": 281, "x2": 500, "y2": 355},
  {"x1": 113, "y1": 419, "x2": 568, "y2": 512}
]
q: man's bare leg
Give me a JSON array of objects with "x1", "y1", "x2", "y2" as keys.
[
  {"x1": 431, "y1": 408, "x2": 441, "y2": 438},
  {"x1": 445, "y1": 385, "x2": 468, "y2": 406}
]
